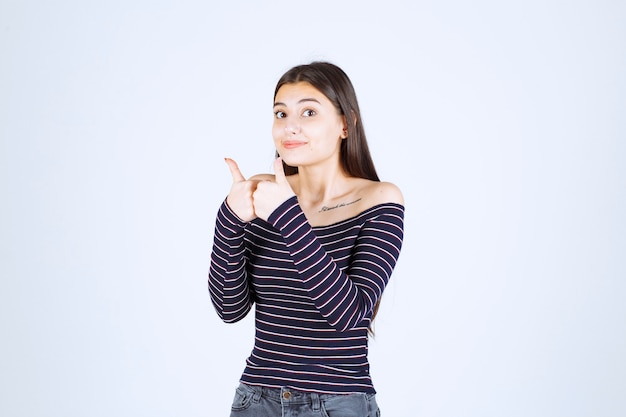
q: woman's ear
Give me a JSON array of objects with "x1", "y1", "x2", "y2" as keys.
[
  {"x1": 341, "y1": 116, "x2": 349, "y2": 139},
  {"x1": 341, "y1": 112, "x2": 357, "y2": 138}
]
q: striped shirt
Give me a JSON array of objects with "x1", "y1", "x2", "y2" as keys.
[{"x1": 209, "y1": 196, "x2": 404, "y2": 394}]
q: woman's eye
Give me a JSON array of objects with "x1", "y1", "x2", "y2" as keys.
[
  {"x1": 274, "y1": 111, "x2": 286, "y2": 119},
  {"x1": 302, "y1": 109, "x2": 316, "y2": 117}
]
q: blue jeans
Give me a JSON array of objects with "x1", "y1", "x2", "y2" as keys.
[{"x1": 229, "y1": 383, "x2": 381, "y2": 417}]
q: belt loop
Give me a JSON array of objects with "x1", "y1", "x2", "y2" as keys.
[
  {"x1": 252, "y1": 385, "x2": 262, "y2": 403},
  {"x1": 311, "y1": 393, "x2": 320, "y2": 411}
]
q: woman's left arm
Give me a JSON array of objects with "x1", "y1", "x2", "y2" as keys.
[{"x1": 268, "y1": 196, "x2": 404, "y2": 332}]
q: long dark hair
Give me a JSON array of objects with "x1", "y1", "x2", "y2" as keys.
[
  {"x1": 274, "y1": 61, "x2": 383, "y2": 333},
  {"x1": 274, "y1": 61, "x2": 379, "y2": 182}
]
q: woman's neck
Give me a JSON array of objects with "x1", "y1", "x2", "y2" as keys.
[{"x1": 291, "y1": 165, "x2": 351, "y2": 207}]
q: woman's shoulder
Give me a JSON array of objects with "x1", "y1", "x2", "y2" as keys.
[
  {"x1": 249, "y1": 173, "x2": 275, "y2": 181},
  {"x1": 359, "y1": 179, "x2": 404, "y2": 208}
]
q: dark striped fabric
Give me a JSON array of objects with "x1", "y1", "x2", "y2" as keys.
[{"x1": 209, "y1": 196, "x2": 404, "y2": 394}]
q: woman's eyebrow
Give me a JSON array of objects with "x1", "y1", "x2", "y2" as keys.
[{"x1": 273, "y1": 98, "x2": 321, "y2": 108}]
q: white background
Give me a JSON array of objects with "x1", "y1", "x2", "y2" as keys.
[{"x1": 1, "y1": 1, "x2": 624, "y2": 416}]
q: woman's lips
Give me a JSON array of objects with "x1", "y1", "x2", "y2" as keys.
[{"x1": 282, "y1": 140, "x2": 307, "y2": 149}]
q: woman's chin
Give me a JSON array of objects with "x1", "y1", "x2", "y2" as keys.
[{"x1": 277, "y1": 155, "x2": 300, "y2": 168}]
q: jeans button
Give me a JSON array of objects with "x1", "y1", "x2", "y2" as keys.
[{"x1": 282, "y1": 391, "x2": 291, "y2": 400}]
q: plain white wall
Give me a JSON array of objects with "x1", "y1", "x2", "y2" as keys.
[{"x1": 1, "y1": 1, "x2": 624, "y2": 416}]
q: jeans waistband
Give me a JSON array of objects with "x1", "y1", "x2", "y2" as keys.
[{"x1": 240, "y1": 383, "x2": 346, "y2": 405}]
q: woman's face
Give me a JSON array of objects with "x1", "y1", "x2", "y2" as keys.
[{"x1": 272, "y1": 82, "x2": 347, "y2": 169}]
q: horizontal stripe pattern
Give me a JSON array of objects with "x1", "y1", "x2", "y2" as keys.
[{"x1": 208, "y1": 196, "x2": 404, "y2": 394}]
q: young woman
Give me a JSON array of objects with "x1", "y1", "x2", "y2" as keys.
[{"x1": 209, "y1": 62, "x2": 404, "y2": 417}]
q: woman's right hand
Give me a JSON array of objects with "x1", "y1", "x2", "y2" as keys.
[{"x1": 224, "y1": 158, "x2": 258, "y2": 222}]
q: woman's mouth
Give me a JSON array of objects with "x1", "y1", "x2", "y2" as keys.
[{"x1": 282, "y1": 140, "x2": 307, "y2": 149}]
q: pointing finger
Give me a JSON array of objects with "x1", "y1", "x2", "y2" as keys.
[{"x1": 224, "y1": 158, "x2": 246, "y2": 182}]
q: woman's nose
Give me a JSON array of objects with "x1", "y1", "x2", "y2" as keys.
[{"x1": 285, "y1": 120, "x2": 300, "y2": 134}]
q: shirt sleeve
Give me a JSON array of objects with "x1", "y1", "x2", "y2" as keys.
[
  {"x1": 268, "y1": 196, "x2": 404, "y2": 332},
  {"x1": 208, "y1": 199, "x2": 255, "y2": 323}
]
